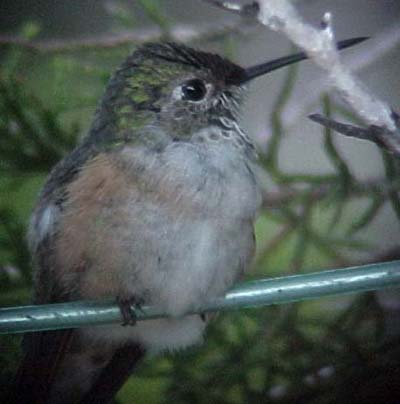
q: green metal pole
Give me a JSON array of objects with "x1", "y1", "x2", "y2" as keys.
[{"x1": 1, "y1": 260, "x2": 400, "y2": 335}]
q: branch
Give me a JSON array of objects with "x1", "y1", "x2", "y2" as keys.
[
  {"x1": 283, "y1": 22, "x2": 400, "y2": 129},
  {"x1": 203, "y1": 0, "x2": 398, "y2": 144},
  {"x1": 309, "y1": 111, "x2": 400, "y2": 157},
  {"x1": 0, "y1": 20, "x2": 255, "y2": 53},
  {"x1": 1, "y1": 260, "x2": 399, "y2": 334}
]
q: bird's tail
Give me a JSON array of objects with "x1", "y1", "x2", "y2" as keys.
[{"x1": 8, "y1": 329, "x2": 145, "y2": 404}]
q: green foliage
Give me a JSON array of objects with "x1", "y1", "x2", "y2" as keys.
[
  {"x1": 0, "y1": 4, "x2": 399, "y2": 403},
  {"x1": 0, "y1": 77, "x2": 78, "y2": 173}
]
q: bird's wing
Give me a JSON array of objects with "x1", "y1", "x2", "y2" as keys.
[
  {"x1": 12, "y1": 150, "x2": 146, "y2": 404},
  {"x1": 13, "y1": 326, "x2": 145, "y2": 404},
  {"x1": 12, "y1": 231, "x2": 145, "y2": 404},
  {"x1": 11, "y1": 229, "x2": 76, "y2": 403}
]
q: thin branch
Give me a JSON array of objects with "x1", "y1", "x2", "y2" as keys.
[
  {"x1": 283, "y1": 22, "x2": 400, "y2": 129},
  {"x1": 257, "y1": 1, "x2": 395, "y2": 130},
  {"x1": 203, "y1": 0, "x2": 398, "y2": 142},
  {"x1": 0, "y1": 20, "x2": 255, "y2": 53},
  {"x1": 309, "y1": 111, "x2": 400, "y2": 158}
]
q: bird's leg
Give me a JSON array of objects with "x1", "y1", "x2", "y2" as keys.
[{"x1": 116, "y1": 296, "x2": 144, "y2": 326}]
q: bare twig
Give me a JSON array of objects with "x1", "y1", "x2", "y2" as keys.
[
  {"x1": 203, "y1": 0, "x2": 398, "y2": 146},
  {"x1": 309, "y1": 111, "x2": 400, "y2": 158},
  {"x1": 0, "y1": 20, "x2": 255, "y2": 53},
  {"x1": 257, "y1": 1, "x2": 395, "y2": 131},
  {"x1": 283, "y1": 23, "x2": 400, "y2": 129}
]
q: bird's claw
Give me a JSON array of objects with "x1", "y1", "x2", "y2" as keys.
[{"x1": 116, "y1": 296, "x2": 144, "y2": 326}]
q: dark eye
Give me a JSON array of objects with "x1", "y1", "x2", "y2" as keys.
[{"x1": 181, "y1": 79, "x2": 207, "y2": 101}]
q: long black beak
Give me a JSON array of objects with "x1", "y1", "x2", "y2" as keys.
[{"x1": 241, "y1": 37, "x2": 368, "y2": 83}]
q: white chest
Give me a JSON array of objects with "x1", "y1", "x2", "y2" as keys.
[
  {"x1": 120, "y1": 142, "x2": 260, "y2": 305},
  {"x1": 83, "y1": 142, "x2": 261, "y2": 351}
]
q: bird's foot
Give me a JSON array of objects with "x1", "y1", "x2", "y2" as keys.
[{"x1": 116, "y1": 296, "x2": 144, "y2": 326}]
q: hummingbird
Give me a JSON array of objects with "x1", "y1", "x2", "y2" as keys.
[{"x1": 11, "y1": 38, "x2": 366, "y2": 404}]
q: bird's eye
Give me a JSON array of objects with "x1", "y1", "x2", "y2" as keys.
[{"x1": 181, "y1": 79, "x2": 207, "y2": 102}]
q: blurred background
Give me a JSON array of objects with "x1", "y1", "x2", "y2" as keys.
[{"x1": 0, "y1": 1, "x2": 399, "y2": 402}]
